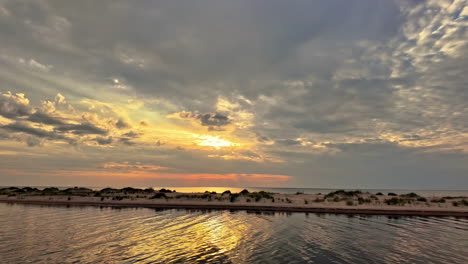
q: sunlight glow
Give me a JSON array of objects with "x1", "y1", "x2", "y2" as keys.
[{"x1": 196, "y1": 136, "x2": 238, "y2": 149}]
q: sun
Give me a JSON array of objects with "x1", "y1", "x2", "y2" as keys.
[{"x1": 196, "y1": 135, "x2": 238, "y2": 149}]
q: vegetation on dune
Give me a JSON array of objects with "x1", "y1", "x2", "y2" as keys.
[
  {"x1": 384, "y1": 197, "x2": 413, "y2": 206},
  {"x1": 240, "y1": 189, "x2": 249, "y2": 195},
  {"x1": 357, "y1": 197, "x2": 372, "y2": 204},
  {"x1": 400, "y1": 192, "x2": 420, "y2": 198},
  {"x1": 324, "y1": 190, "x2": 362, "y2": 199},
  {"x1": 376, "y1": 192, "x2": 383, "y2": 196},
  {"x1": 387, "y1": 192, "x2": 398, "y2": 196},
  {"x1": 150, "y1": 193, "x2": 167, "y2": 199},
  {"x1": 430, "y1": 198, "x2": 446, "y2": 203}
]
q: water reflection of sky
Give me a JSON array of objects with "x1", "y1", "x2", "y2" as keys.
[{"x1": 1, "y1": 203, "x2": 467, "y2": 264}]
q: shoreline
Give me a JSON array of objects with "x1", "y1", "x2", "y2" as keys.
[{"x1": 2, "y1": 198, "x2": 467, "y2": 217}]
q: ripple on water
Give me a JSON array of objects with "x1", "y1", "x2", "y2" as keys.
[{"x1": 0, "y1": 203, "x2": 467, "y2": 264}]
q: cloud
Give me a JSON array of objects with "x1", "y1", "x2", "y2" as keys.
[
  {"x1": 0, "y1": 1, "x2": 467, "y2": 188},
  {"x1": 27, "y1": 111, "x2": 64, "y2": 125},
  {"x1": 0, "y1": 92, "x2": 32, "y2": 118},
  {"x1": 115, "y1": 119, "x2": 130, "y2": 129},
  {"x1": 173, "y1": 111, "x2": 231, "y2": 130},
  {"x1": 95, "y1": 136, "x2": 113, "y2": 145},
  {"x1": 54, "y1": 123, "x2": 108, "y2": 135},
  {"x1": 0, "y1": 121, "x2": 67, "y2": 141}
]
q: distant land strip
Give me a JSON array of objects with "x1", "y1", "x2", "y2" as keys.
[{"x1": 1, "y1": 199, "x2": 467, "y2": 217}]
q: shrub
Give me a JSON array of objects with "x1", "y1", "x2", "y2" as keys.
[
  {"x1": 158, "y1": 188, "x2": 173, "y2": 193},
  {"x1": 304, "y1": 200, "x2": 308, "y2": 204},
  {"x1": 417, "y1": 197, "x2": 427, "y2": 202},
  {"x1": 385, "y1": 198, "x2": 411, "y2": 206},
  {"x1": 358, "y1": 197, "x2": 372, "y2": 204},
  {"x1": 150, "y1": 193, "x2": 167, "y2": 199},
  {"x1": 314, "y1": 198, "x2": 324, "y2": 202},
  {"x1": 246, "y1": 198, "x2": 251, "y2": 202},
  {"x1": 325, "y1": 190, "x2": 362, "y2": 199},
  {"x1": 100, "y1": 197, "x2": 105, "y2": 201},
  {"x1": 240, "y1": 189, "x2": 249, "y2": 195},
  {"x1": 376, "y1": 192, "x2": 383, "y2": 196},
  {"x1": 222, "y1": 190, "x2": 231, "y2": 196},
  {"x1": 296, "y1": 192, "x2": 304, "y2": 195},
  {"x1": 387, "y1": 192, "x2": 397, "y2": 196},
  {"x1": 286, "y1": 198, "x2": 292, "y2": 203},
  {"x1": 346, "y1": 200, "x2": 354, "y2": 206},
  {"x1": 401, "y1": 192, "x2": 420, "y2": 198},
  {"x1": 430, "y1": 198, "x2": 446, "y2": 203},
  {"x1": 230, "y1": 193, "x2": 239, "y2": 202}
]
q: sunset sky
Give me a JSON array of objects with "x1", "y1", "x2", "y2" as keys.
[{"x1": 0, "y1": 0, "x2": 467, "y2": 189}]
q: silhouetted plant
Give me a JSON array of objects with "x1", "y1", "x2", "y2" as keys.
[
  {"x1": 387, "y1": 192, "x2": 397, "y2": 196},
  {"x1": 346, "y1": 200, "x2": 354, "y2": 206},
  {"x1": 304, "y1": 200, "x2": 308, "y2": 204},
  {"x1": 240, "y1": 189, "x2": 249, "y2": 195},
  {"x1": 401, "y1": 192, "x2": 420, "y2": 198},
  {"x1": 417, "y1": 197, "x2": 427, "y2": 202},
  {"x1": 150, "y1": 193, "x2": 167, "y2": 199},
  {"x1": 376, "y1": 192, "x2": 383, "y2": 196},
  {"x1": 430, "y1": 198, "x2": 446, "y2": 203},
  {"x1": 222, "y1": 190, "x2": 231, "y2": 196}
]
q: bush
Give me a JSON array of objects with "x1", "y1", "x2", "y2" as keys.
[
  {"x1": 286, "y1": 198, "x2": 292, "y2": 203},
  {"x1": 376, "y1": 192, "x2": 383, "y2": 196},
  {"x1": 430, "y1": 198, "x2": 446, "y2": 203},
  {"x1": 296, "y1": 192, "x2": 304, "y2": 195},
  {"x1": 246, "y1": 198, "x2": 251, "y2": 202},
  {"x1": 314, "y1": 198, "x2": 324, "y2": 202},
  {"x1": 401, "y1": 192, "x2": 420, "y2": 198},
  {"x1": 387, "y1": 192, "x2": 397, "y2": 196},
  {"x1": 417, "y1": 197, "x2": 427, "y2": 202},
  {"x1": 150, "y1": 193, "x2": 167, "y2": 199},
  {"x1": 230, "y1": 194, "x2": 239, "y2": 202},
  {"x1": 346, "y1": 200, "x2": 354, "y2": 206},
  {"x1": 158, "y1": 188, "x2": 174, "y2": 193},
  {"x1": 385, "y1": 198, "x2": 411, "y2": 206},
  {"x1": 222, "y1": 190, "x2": 231, "y2": 196},
  {"x1": 358, "y1": 197, "x2": 372, "y2": 204},
  {"x1": 240, "y1": 189, "x2": 249, "y2": 195},
  {"x1": 304, "y1": 200, "x2": 308, "y2": 204},
  {"x1": 325, "y1": 190, "x2": 362, "y2": 199}
]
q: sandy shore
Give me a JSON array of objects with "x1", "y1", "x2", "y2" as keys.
[{"x1": 1, "y1": 192, "x2": 467, "y2": 217}]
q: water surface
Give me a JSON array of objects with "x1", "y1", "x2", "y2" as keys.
[{"x1": 0, "y1": 203, "x2": 467, "y2": 263}]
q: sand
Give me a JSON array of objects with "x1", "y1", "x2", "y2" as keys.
[{"x1": 1, "y1": 192, "x2": 467, "y2": 217}]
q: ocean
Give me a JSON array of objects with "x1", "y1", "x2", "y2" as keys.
[{"x1": 0, "y1": 202, "x2": 467, "y2": 263}]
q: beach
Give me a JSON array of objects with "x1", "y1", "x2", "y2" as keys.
[{"x1": 1, "y1": 187, "x2": 467, "y2": 217}]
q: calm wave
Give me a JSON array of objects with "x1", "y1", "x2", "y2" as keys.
[{"x1": 0, "y1": 203, "x2": 467, "y2": 263}]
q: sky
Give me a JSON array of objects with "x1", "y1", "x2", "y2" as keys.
[{"x1": 0, "y1": 0, "x2": 467, "y2": 189}]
